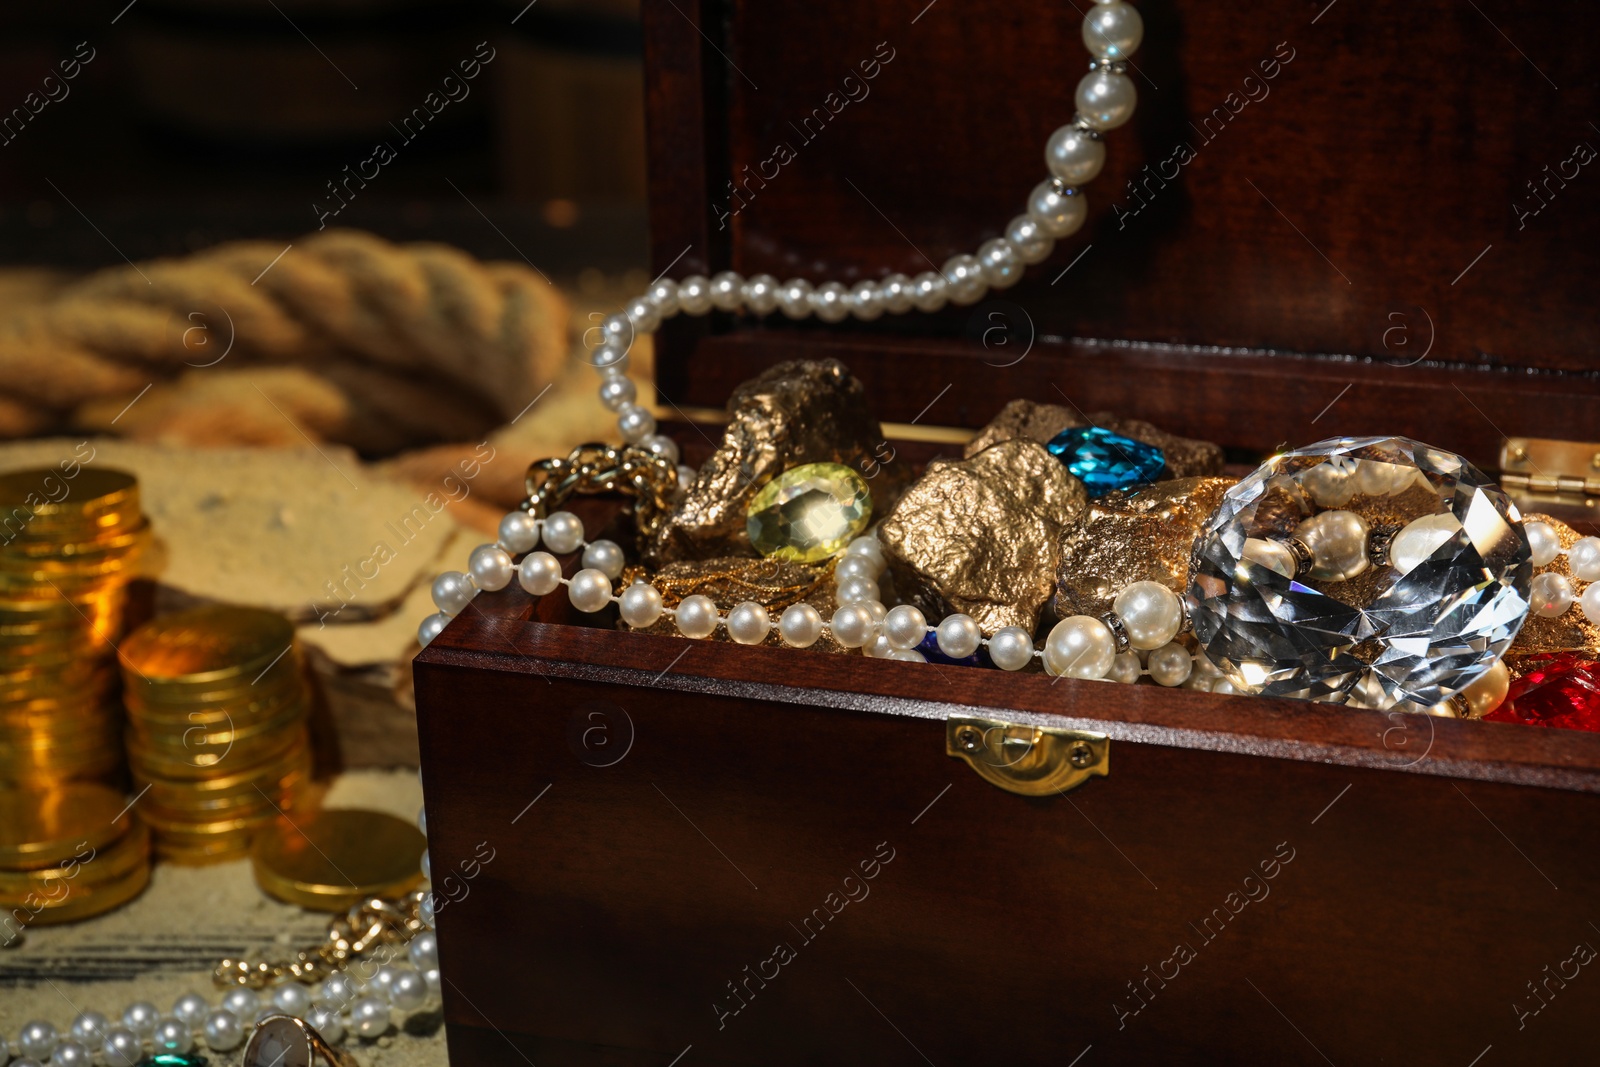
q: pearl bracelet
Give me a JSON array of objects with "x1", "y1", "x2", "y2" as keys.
[{"x1": 1524, "y1": 521, "x2": 1600, "y2": 622}]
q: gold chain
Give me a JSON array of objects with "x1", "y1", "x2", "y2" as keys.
[
  {"x1": 523, "y1": 442, "x2": 679, "y2": 542},
  {"x1": 212, "y1": 891, "x2": 428, "y2": 989}
]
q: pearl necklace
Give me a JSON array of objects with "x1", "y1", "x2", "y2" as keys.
[{"x1": 420, "y1": 0, "x2": 1147, "y2": 649}]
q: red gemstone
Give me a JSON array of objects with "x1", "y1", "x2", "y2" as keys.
[{"x1": 1484, "y1": 653, "x2": 1600, "y2": 732}]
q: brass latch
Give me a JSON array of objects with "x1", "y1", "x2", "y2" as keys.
[
  {"x1": 946, "y1": 715, "x2": 1109, "y2": 797},
  {"x1": 1501, "y1": 437, "x2": 1600, "y2": 499}
]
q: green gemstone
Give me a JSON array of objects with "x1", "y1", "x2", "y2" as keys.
[
  {"x1": 141, "y1": 1056, "x2": 209, "y2": 1067},
  {"x1": 746, "y1": 462, "x2": 872, "y2": 563}
]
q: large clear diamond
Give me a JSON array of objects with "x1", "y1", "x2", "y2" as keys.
[{"x1": 1188, "y1": 436, "x2": 1532, "y2": 710}]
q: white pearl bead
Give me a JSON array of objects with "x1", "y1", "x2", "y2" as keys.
[
  {"x1": 829, "y1": 604, "x2": 877, "y2": 648},
  {"x1": 810, "y1": 281, "x2": 850, "y2": 322},
  {"x1": 151, "y1": 1020, "x2": 192, "y2": 1055},
  {"x1": 1582, "y1": 581, "x2": 1600, "y2": 624},
  {"x1": 909, "y1": 271, "x2": 948, "y2": 312},
  {"x1": 598, "y1": 374, "x2": 638, "y2": 412},
  {"x1": 350, "y1": 996, "x2": 392, "y2": 1038},
  {"x1": 569, "y1": 568, "x2": 614, "y2": 613},
  {"x1": 468, "y1": 544, "x2": 515, "y2": 592},
  {"x1": 1525, "y1": 521, "x2": 1561, "y2": 568},
  {"x1": 424, "y1": 968, "x2": 441, "y2": 998},
  {"x1": 418, "y1": 893, "x2": 436, "y2": 927},
  {"x1": 976, "y1": 237, "x2": 1024, "y2": 289},
  {"x1": 675, "y1": 594, "x2": 720, "y2": 639},
  {"x1": 883, "y1": 604, "x2": 929, "y2": 650},
  {"x1": 409, "y1": 930, "x2": 440, "y2": 971},
  {"x1": 845, "y1": 535, "x2": 887, "y2": 570},
  {"x1": 1083, "y1": 1, "x2": 1144, "y2": 60},
  {"x1": 100, "y1": 1030, "x2": 141, "y2": 1067},
  {"x1": 319, "y1": 972, "x2": 359, "y2": 1009},
  {"x1": 167, "y1": 995, "x2": 207, "y2": 1030},
  {"x1": 600, "y1": 311, "x2": 633, "y2": 349},
  {"x1": 1076, "y1": 70, "x2": 1137, "y2": 130},
  {"x1": 372, "y1": 965, "x2": 402, "y2": 998},
  {"x1": 624, "y1": 296, "x2": 660, "y2": 335},
  {"x1": 643, "y1": 433, "x2": 681, "y2": 466},
  {"x1": 1460, "y1": 659, "x2": 1510, "y2": 718},
  {"x1": 541, "y1": 511, "x2": 585, "y2": 554},
  {"x1": 849, "y1": 280, "x2": 885, "y2": 320},
  {"x1": 619, "y1": 582, "x2": 665, "y2": 628},
  {"x1": 1107, "y1": 651, "x2": 1142, "y2": 684},
  {"x1": 865, "y1": 600, "x2": 887, "y2": 623},
  {"x1": 941, "y1": 254, "x2": 988, "y2": 306},
  {"x1": 581, "y1": 539, "x2": 626, "y2": 580},
  {"x1": 1112, "y1": 581, "x2": 1184, "y2": 650},
  {"x1": 1147, "y1": 642, "x2": 1193, "y2": 687},
  {"x1": 591, "y1": 341, "x2": 629, "y2": 374},
  {"x1": 887, "y1": 648, "x2": 928, "y2": 663},
  {"x1": 726, "y1": 601, "x2": 772, "y2": 645},
  {"x1": 777, "y1": 278, "x2": 813, "y2": 319},
  {"x1": 201, "y1": 1009, "x2": 244, "y2": 1052},
  {"x1": 677, "y1": 464, "x2": 696, "y2": 490},
  {"x1": 834, "y1": 554, "x2": 880, "y2": 582},
  {"x1": 389, "y1": 970, "x2": 430, "y2": 1012},
  {"x1": 618, "y1": 403, "x2": 657, "y2": 444},
  {"x1": 835, "y1": 575, "x2": 880, "y2": 605},
  {"x1": 647, "y1": 278, "x2": 680, "y2": 318},
  {"x1": 709, "y1": 271, "x2": 744, "y2": 310},
  {"x1": 879, "y1": 273, "x2": 915, "y2": 313},
  {"x1": 431, "y1": 570, "x2": 476, "y2": 615},
  {"x1": 48, "y1": 1041, "x2": 91, "y2": 1067},
  {"x1": 1301, "y1": 462, "x2": 1356, "y2": 506},
  {"x1": 17, "y1": 1026, "x2": 56, "y2": 1063},
  {"x1": 1045, "y1": 125, "x2": 1107, "y2": 187},
  {"x1": 220, "y1": 988, "x2": 260, "y2": 1019},
  {"x1": 272, "y1": 982, "x2": 313, "y2": 1017},
  {"x1": 497, "y1": 511, "x2": 540, "y2": 554},
  {"x1": 121, "y1": 1004, "x2": 159, "y2": 1038},
  {"x1": 417, "y1": 803, "x2": 426, "y2": 833},
  {"x1": 1027, "y1": 181, "x2": 1088, "y2": 238},
  {"x1": 1294, "y1": 510, "x2": 1371, "y2": 581},
  {"x1": 420, "y1": 850, "x2": 431, "y2": 881},
  {"x1": 1212, "y1": 678, "x2": 1239, "y2": 695},
  {"x1": 1240, "y1": 537, "x2": 1297, "y2": 578},
  {"x1": 1389, "y1": 513, "x2": 1460, "y2": 576},
  {"x1": 677, "y1": 275, "x2": 713, "y2": 315},
  {"x1": 862, "y1": 632, "x2": 894, "y2": 658},
  {"x1": 1567, "y1": 535, "x2": 1600, "y2": 581},
  {"x1": 935, "y1": 614, "x2": 982, "y2": 659},
  {"x1": 69, "y1": 1013, "x2": 111, "y2": 1046},
  {"x1": 742, "y1": 273, "x2": 781, "y2": 314},
  {"x1": 305, "y1": 1006, "x2": 345, "y2": 1045},
  {"x1": 988, "y1": 626, "x2": 1035, "y2": 671},
  {"x1": 1005, "y1": 214, "x2": 1055, "y2": 265},
  {"x1": 779, "y1": 603, "x2": 824, "y2": 647},
  {"x1": 1530, "y1": 571, "x2": 1574, "y2": 617},
  {"x1": 1044, "y1": 616, "x2": 1117, "y2": 679},
  {"x1": 518, "y1": 551, "x2": 563, "y2": 595}
]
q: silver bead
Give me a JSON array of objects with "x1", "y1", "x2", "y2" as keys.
[{"x1": 709, "y1": 270, "x2": 744, "y2": 310}]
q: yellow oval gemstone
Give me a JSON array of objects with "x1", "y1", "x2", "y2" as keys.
[{"x1": 745, "y1": 462, "x2": 872, "y2": 563}]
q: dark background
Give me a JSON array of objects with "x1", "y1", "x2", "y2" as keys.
[{"x1": 0, "y1": 0, "x2": 650, "y2": 275}]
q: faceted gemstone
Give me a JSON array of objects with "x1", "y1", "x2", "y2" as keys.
[
  {"x1": 1485, "y1": 654, "x2": 1600, "y2": 732},
  {"x1": 1189, "y1": 436, "x2": 1532, "y2": 710},
  {"x1": 1045, "y1": 426, "x2": 1165, "y2": 497},
  {"x1": 746, "y1": 462, "x2": 872, "y2": 563}
]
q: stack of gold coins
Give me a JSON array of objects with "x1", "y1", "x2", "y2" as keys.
[
  {"x1": 118, "y1": 605, "x2": 314, "y2": 865},
  {"x1": 0, "y1": 467, "x2": 149, "y2": 787},
  {"x1": 0, "y1": 782, "x2": 151, "y2": 935}
]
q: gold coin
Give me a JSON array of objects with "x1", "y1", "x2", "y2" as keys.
[
  {"x1": 0, "y1": 520, "x2": 151, "y2": 561},
  {"x1": 0, "y1": 854, "x2": 151, "y2": 925},
  {"x1": 0, "y1": 783, "x2": 130, "y2": 869},
  {"x1": 128, "y1": 721, "x2": 307, "y2": 782},
  {"x1": 0, "y1": 820, "x2": 148, "y2": 892},
  {"x1": 124, "y1": 667, "x2": 305, "y2": 720},
  {"x1": 251, "y1": 808, "x2": 425, "y2": 912},
  {"x1": 119, "y1": 606, "x2": 294, "y2": 688},
  {"x1": 0, "y1": 468, "x2": 139, "y2": 520}
]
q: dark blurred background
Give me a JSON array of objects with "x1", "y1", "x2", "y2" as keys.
[{"x1": 0, "y1": 0, "x2": 649, "y2": 275}]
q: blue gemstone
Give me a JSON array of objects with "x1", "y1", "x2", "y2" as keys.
[{"x1": 1045, "y1": 426, "x2": 1166, "y2": 497}]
